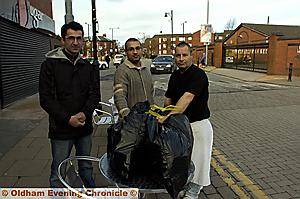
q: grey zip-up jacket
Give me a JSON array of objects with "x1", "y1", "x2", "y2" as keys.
[{"x1": 113, "y1": 58, "x2": 154, "y2": 118}]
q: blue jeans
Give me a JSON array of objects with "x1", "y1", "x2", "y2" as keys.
[{"x1": 49, "y1": 135, "x2": 95, "y2": 188}]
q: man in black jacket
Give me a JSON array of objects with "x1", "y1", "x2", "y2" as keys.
[{"x1": 39, "y1": 21, "x2": 100, "y2": 187}]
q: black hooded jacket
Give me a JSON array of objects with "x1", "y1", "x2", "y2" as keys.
[{"x1": 39, "y1": 47, "x2": 100, "y2": 139}]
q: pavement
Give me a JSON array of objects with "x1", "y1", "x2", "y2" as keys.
[
  {"x1": 0, "y1": 66, "x2": 299, "y2": 199},
  {"x1": 203, "y1": 66, "x2": 300, "y2": 87}
]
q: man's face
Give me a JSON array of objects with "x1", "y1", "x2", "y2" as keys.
[
  {"x1": 61, "y1": 29, "x2": 83, "y2": 54},
  {"x1": 126, "y1": 41, "x2": 142, "y2": 64},
  {"x1": 175, "y1": 45, "x2": 193, "y2": 69}
]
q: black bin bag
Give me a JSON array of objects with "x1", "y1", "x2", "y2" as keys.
[
  {"x1": 147, "y1": 114, "x2": 194, "y2": 198},
  {"x1": 107, "y1": 101, "x2": 193, "y2": 198},
  {"x1": 107, "y1": 101, "x2": 151, "y2": 179}
]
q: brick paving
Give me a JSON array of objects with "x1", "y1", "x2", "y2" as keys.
[{"x1": 210, "y1": 86, "x2": 300, "y2": 198}]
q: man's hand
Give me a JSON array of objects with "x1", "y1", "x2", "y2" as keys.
[
  {"x1": 158, "y1": 115, "x2": 168, "y2": 123},
  {"x1": 75, "y1": 112, "x2": 86, "y2": 122},
  {"x1": 69, "y1": 114, "x2": 85, "y2": 127},
  {"x1": 158, "y1": 113, "x2": 172, "y2": 123}
]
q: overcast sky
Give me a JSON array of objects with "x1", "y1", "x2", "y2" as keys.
[{"x1": 52, "y1": 0, "x2": 300, "y2": 44}]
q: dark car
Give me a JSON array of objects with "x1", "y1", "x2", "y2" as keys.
[{"x1": 150, "y1": 55, "x2": 175, "y2": 74}]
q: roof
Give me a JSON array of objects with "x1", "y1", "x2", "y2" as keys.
[
  {"x1": 223, "y1": 23, "x2": 300, "y2": 43},
  {"x1": 152, "y1": 33, "x2": 192, "y2": 38},
  {"x1": 242, "y1": 23, "x2": 300, "y2": 37},
  {"x1": 84, "y1": 36, "x2": 112, "y2": 42},
  {"x1": 96, "y1": 36, "x2": 112, "y2": 42}
]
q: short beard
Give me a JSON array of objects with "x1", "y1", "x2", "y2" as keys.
[{"x1": 129, "y1": 57, "x2": 141, "y2": 65}]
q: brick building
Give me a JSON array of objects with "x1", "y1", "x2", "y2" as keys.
[
  {"x1": 83, "y1": 36, "x2": 116, "y2": 60},
  {"x1": 144, "y1": 33, "x2": 193, "y2": 58},
  {"x1": 220, "y1": 23, "x2": 300, "y2": 76},
  {"x1": 143, "y1": 23, "x2": 300, "y2": 76}
]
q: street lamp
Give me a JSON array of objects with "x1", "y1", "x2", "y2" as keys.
[
  {"x1": 109, "y1": 27, "x2": 119, "y2": 42},
  {"x1": 181, "y1": 21, "x2": 187, "y2": 35},
  {"x1": 85, "y1": 22, "x2": 91, "y2": 41},
  {"x1": 109, "y1": 27, "x2": 119, "y2": 52},
  {"x1": 164, "y1": 10, "x2": 173, "y2": 53},
  {"x1": 205, "y1": 0, "x2": 209, "y2": 66}
]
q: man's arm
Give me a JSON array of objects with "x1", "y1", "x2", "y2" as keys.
[
  {"x1": 81, "y1": 64, "x2": 101, "y2": 120},
  {"x1": 39, "y1": 61, "x2": 71, "y2": 124},
  {"x1": 159, "y1": 92, "x2": 194, "y2": 123},
  {"x1": 113, "y1": 68, "x2": 130, "y2": 118}
]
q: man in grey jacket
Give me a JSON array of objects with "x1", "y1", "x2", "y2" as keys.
[{"x1": 113, "y1": 38, "x2": 154, "y2": 118}]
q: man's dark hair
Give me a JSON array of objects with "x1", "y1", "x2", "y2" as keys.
[
  {"x1": 125, "y1": 38, "x2": 142, "y2": 51},
  {"x1": 176, "y1": 41, "x2": 192, "y2": 53},
  {"x1": 61, "y1": 21, "x2": 84, "y2": 39}
]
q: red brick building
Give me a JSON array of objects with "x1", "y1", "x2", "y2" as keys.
[
  {"x1": 144, "y1": 33, "x2": 193, "y2": 57},
  {"x1": 144, "y1": 23, "x2": 300, "y2": 76},
  {"x1": 220, "y1": 23, "x2": 300, "y2": 76},
  {"x1": 83, "y1": 36, "x2": 117, "y2": 60}
]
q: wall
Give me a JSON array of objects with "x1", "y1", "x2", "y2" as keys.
[
  {"x1": 29, "y1": 0, "x2": 53, "y2": 19},
  {"x1": 214, "y1": 42, "x2": 223, "y2": 67},
  {"x1": 268, "y1": 34, "x2": 300, "y2": 76},
  {"x1": 224, "y1": 26, "x2": 267, "y2": 46}
]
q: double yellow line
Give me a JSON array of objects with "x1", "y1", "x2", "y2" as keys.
[{"x1": 211, "y1": 148, "x2": 269, "y2": 199}]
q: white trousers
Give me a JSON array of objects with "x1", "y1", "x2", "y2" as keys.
[{"x1": 190, "y1": 119, "x2": 213, "y2": 186}]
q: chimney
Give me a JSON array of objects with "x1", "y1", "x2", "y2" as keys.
[{"x1": 267, "y1": 16, "x2": 270, "y2": 24}]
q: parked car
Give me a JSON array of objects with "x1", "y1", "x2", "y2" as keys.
[
  {"x1": 86, "y1": 58, "x2": 109, "y2": 70},
  {"x1": 150, "y1": 55, "x2": 175, "y2": 74},
  {"x1": 113, "y1": 54, "x2": 125, "y2": 66}
]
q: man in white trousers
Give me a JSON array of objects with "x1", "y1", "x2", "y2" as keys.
[{"x1": 159, "y1": 41, "x2": 213, "y2": 199}]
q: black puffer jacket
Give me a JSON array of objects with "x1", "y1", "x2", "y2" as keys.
[{"x1": 39, "y1": 48, "x2": 100, "y2": 139}]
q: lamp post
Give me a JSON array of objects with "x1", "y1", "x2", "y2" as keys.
[
  {"x1": 109, "y1": 27, "x2": 119, "y2": 52},
  {"x1": 85, "y1": 22, "x2": 91, "y2": 41},
  {"x1": 181, "y1": 21, "x2": 187, "y2": 35},
  {"x1": 164, "y1": 10, "x2": 173, "y2": 54},
  {"x1": 205, "y1": 0, "x2": 209, "y2": 66},
  {"x1": 91, "y1": 0, "x2": 98, "y2": 63},
  {"x1": 64, "y1": 0, "x2": 74, "y2": 23}
]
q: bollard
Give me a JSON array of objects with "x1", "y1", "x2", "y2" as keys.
[{"x1": 288, "y1": 63, "x2": 293, "y2": 82}]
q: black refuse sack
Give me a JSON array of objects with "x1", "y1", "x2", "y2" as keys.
[
  {"x1": 107, "y1": 101, "x2": 152, "y2": 179},
  {"x1": 107, "y1": 101, "x2": 193, "y2": 198},
  {"x1": 147, "y1": 114, "x2": 193, "y2": 198}
]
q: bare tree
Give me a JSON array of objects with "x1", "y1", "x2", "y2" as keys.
[{"x1": 224, "y1": 18, "x2": 236, "y2": 30}]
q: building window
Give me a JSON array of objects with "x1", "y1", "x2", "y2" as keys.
[
  {"x1": 159, "y1": 44, "x2": 161, "y2": 50},
  {"x1": 163, "y1": 44, "x2": 167, "y2": 48},
  {"x1": 179, "y1": 37, "x2": 185, "y2": 41},
  {"x1": 171, "y1": 37, "x2": 176, "y2": 42},
  {"x1": 298, "y1": 46, "x2": 300, "y2": 54},
  {"x1": 163, "y1": 37, "x2": 167, "y2": 42},
  {"x1": 159, "y1": 38, "x2": 162, "y2": 43},
  {"x1": 159, "y1": 50, "x2": 161, "y2": 55},
  {"x1": 188, "y1": 36, "x2": 192, "y2": 40},
  {"x1": 163, "y1": 50, "x2": 167, "y2": 54}
]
